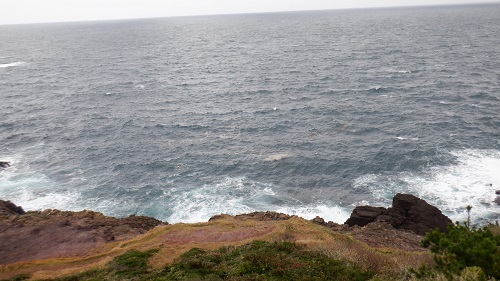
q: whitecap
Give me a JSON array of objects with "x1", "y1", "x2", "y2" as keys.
[
  {"x1": 266, "y1": 153, "x2": 291, "y2": 161},
  {"x1": 394, "y1": 136, "x2": 419, "y2": 141},
  {"x1": 166, "y1": 177, "x2": 276, "y2": 223},
  {"x1": 163, "y1": 177, "x2": 350, "y2": 224},
  {"x1": 0, "y1": 153, "x2": 83, "y2": 212},
  {"x1": 0, "y1": 61, "x2": 25, "y2": 68},
  {"x1": 384, "y1": 68, "x2": 411, "y2": 74},
  {"x1": 276, "y1": 205, "x2": 351, "y2": 223},
  {"x1": 0, "y1": 170, "x2": 80, "y2": 211},
  {"x1": 354, "y1": 149, "x2": 500, "y2": 224}
]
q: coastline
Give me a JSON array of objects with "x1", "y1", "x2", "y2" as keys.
[{"x1": 0, "y1": 194, "x2": 449, "y2": 279}]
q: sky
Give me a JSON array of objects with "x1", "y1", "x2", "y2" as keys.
[{"x1": 1, "y1": 0, "x2": 499, "y2": 25}]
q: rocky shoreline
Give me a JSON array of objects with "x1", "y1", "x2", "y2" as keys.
[
  {"x1": 0, "y1": 193, "x2": 452, "y2": 268},
  {"x1": 0, "y1": 201, "x2": 165, "y2": 265}
]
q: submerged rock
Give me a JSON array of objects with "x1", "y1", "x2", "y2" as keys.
[
  {"x1": 494, "y1": 196, "x2": 500, "y2": 205},
  {"x1": 345, "y1": 194, "x2": 452, "y2": 236},
  {"x1": 0, "y1": 161, "x2": 10, "y2": 169}
]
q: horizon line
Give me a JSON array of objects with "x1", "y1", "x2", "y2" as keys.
[{"x1": 1, "y1": 1, "x2": 499, "y2": 27}]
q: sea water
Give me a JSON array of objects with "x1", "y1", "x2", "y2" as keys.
[{"x1": 1, "y1": 4, "x2": 499, "y2": 225}]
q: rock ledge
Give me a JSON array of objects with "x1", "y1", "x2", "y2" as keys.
[{"x1": 344, "y1": 193, "x2": 452, "y2": 235}]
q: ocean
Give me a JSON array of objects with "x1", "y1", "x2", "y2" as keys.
[{"x1": 1, "y1": 4, "x2": 499, "y2": 225}]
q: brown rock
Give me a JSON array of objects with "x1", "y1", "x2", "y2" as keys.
[
  {"x1": 311, "y1": 216, "x2": 326, "y2": 225},
  {"x1": 344, "y1": 194, "x2": 452, "y2": 236},
  {"x1": 209, "y1": 212, "x2": 294, "y2": 222},
  {"x1": 494, "y1": 196, "x2": 500, "y2": 205},
  {"x1": 0, "y1": 202, "x2": 166, "y2": 265},
  {"x1": 235, "y1": 211, "x2": 293, "y2": 221},
  {"x1": 345, "y1": 206, "x2": 385, "y2": 227},
  {"x1": 393, "y1": 194, "x2": 451, "y2": 235},
  {"x1": 325, "y1": 221, "x2": 339, "y2": 228},
  {"x1": 0, "y1": 200, "x2": 25, "y2": 216}
]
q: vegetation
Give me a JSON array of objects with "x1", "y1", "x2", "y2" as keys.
[
  {"x1": 32, "y1": 241, "x2": 373, "y2": 281},
  {"x1": 164, "y1": 240, "x2": 374, "y2": 280},
  {"x1": 0, "y1": 274, "x2": 32, "y2": 281},
  {"x1": 422, "y1": 222, "x2": 500, "y2": 280}
]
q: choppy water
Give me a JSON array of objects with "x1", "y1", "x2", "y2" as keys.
[{"x1": 1, "y1": 4, "x2": 499, "y2": 225}]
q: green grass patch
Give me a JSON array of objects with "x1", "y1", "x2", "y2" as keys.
[
  {"x1": 39, "y1": 241, "x2": 374, "y2": 281},
  {"x1": 164, "y1": 240, "x2": 374, "y2": 280},
  {"x1": 0, "y1": 274, "x2": 32, "y2": 281}
]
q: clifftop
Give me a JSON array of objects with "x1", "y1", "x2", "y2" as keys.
[{"x1": 0, "y1": 196, "x2": 442, "y2": 280}]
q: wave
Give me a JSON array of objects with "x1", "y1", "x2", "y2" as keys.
[
  {"x1": 354, "y1": 149, "x2": 500, "y2": 224},
  {"x1": 164, "y1": 177, "x2": 350, "y2": 224},
  {"x1": 394, "y1": 136, "x2": 419, "y2": 141},
  {"x1": 0, "y1": 158, "x2": 80, "y2": 211},
  {"x1": 0, "y1": 61, "x2": 25, "y2": 68}
]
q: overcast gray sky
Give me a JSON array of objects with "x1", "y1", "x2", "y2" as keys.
[{"x1": 1, "y1": 0, "x2": 498, "y2": 25}]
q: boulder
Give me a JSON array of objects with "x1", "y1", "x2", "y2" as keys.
[
  {"x1": 345, "y1": 206, "x2": 385, "y2": 227},
  {"x1": 494, "y1": 197, "x2": 500, "y2": 205},
  {"x1": 311, "y1": 216, "x2": 326, "y2": 225},
  {"x1": 344, "y1": 194, "x2": 452, "y2": 236},
  {"x1": 209, "y1": 211, "x2": 294, "y2": 222},
  {"x1": 0, "y1": 161, "x2": 10, "y2": 169},
  {"x1": 0, "y1": 200, "x2": 25, "y2": 216},
  {"x1": 392, "y1": 194, "x2": 451, "y2": 235}
]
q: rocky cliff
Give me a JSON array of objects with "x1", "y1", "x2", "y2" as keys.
[{"x1": 0, "y1": 194, "x2": 448, "y2": 280}]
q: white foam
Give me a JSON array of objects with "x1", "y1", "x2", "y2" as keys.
[
  {"x1": 354, "y1": 149, "x2": 500, "y2": 224},
  {"x1": 0, "y1": 171, "x2": 80, "y2": 211},
  {"x1": 276, "y1": 205, "x2": 351, "y2": 223},
  {"x1": 384, "y1": 67, "x2": 411, "y2": 74},
  {"x1": 0, "y1": 154, "x2": 81, "y2": 212},
  {"x1": 165, "y1": 177, "x2": 349, "y2": 224},
  {"x1": 266, "y1": 153, "x2": 291, "y2": 162},
  {"x1": 166, "y1": 177, "x2": 274, "y2": 223},
  {"x1": 0, "y1": 61, "x2": 25, "y2": 68},
  {"x1": 394, "y1": 136, "x2": 419, "y2": 141}
]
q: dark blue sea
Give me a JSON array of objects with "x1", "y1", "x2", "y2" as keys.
[{"x1": 1, "y1": 4, "x2": 499, "y2": 225}]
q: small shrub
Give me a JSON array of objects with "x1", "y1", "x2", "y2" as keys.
[
  {"x1": 39, "y1": 249, "x2": 160, "y2": 281},
  {"x1": 164, "y1": 240, "x2": 374, "y2": 280},
  {"x1": 109, "y1": 249, "x2": 159, "y2": 278},
  {"x1": 422, "y1": 222, "x2": 500, "y2": 279}
]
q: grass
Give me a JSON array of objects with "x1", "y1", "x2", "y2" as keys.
[
  {"x1": 0, "y1": 216, "x2": 435, "y2": 280},
  {"x1": 165, "y1": 240, "x2": 374, "y2": 280},
  {"x1": 30, "y1": 241, "x2": 373, "y2": 281}
]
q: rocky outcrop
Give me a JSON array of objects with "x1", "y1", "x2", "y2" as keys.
[
  {"x1": 345, "y1": 194, "x2": 452, "y2": 236},
  {"x1": 209, "y1": 211, "x2": 294, "y2": 222},
  {"x1": 0, "y1": 161, "x2": 10, "y2": 169},
  {"x1": 310, "y1": 216, "x2": 340, "y2": 228},
  {"x1": 0, "y1": 200, "x2": 25, "y2": 216},
  {"x1": 0, "y1": 202, "x2": 166, "y2": 265}
]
